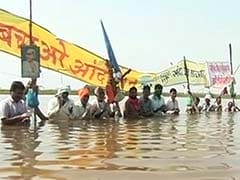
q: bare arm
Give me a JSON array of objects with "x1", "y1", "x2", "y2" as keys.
[
  {"x1": 192, "y1": 104, "x2": 200, "y2": 113},
  {"x1": 47, "y1": 98, "x2": 61, "y2": 118},
  {"x1": 235, "y1": 106, "x2": 240, "y2": 111},
  {"x1": 1, "y1": 114, "x2": 30, "y2": 125}
]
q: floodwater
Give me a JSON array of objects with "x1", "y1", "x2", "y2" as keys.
[{"x1": 0, "y1": 95, "x2": 240, "y2": 180}]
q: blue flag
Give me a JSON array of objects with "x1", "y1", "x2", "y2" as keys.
[{"x1": 100, "y1": 20, "x2": 121, "y2": 73}]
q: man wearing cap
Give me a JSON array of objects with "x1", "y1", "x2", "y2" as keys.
[
  {"x1": 71, "y1": 87, "x2": 92, "y2": 120},
  {"x1": 202, "y1": 94, "x2": 214, "y2": 112},
  {"x1": 47, "y1": 86, "x2": 75, "y2": 120}
]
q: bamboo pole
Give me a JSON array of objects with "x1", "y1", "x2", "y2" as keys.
[
  {"x1": 229, "y1": 43, "x2": 235, "y2": 103},
  {"x1": 29, "y1": 0, "x2": 37, "y2": 125},
  {"x1": 29, "y1": 0, "x2": 33, "y2": 45},
  {"x1": 183, "y1": 56, "x2": 191, "y2": 94}
]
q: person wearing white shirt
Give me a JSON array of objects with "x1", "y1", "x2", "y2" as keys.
[
  {"x1": 202, "y1": 94, "x2": 214, "y2": 112},
  {"x1": 90, "y1": 87, "x2": 113, "y2": 120},
  {"x1": 166, "y1": 88, "x2": 180, "y2": 115},
  {"x1": 71, "y1": 87, "x2": 91, "y2": 120},
  {"x1": 47, "y1": 86, "x2": 75, "y2": 120},
  {"x1": 0, "y1": 81, "x2": 31, "y2": 125}
]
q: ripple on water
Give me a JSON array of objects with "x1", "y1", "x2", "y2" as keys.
[{"x1": 0, "y1": 107, "x2": 240, "y2": 179}]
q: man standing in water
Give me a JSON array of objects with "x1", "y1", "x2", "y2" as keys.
[
  {"x1": 71, "y1": 87, "x2": 92, "y2": 120},
  {"x1": 47, "y1": 86, "x2": 75, "y2": 120},
  {"x1": 151, "y1": 84, "x2": 167, "y2": 116},
  {"x1": 139, "y1": 85, "x2": 154, "y2": 117},
  {"x1": 91, "y1": 87, "x2": 114, "y2": 120},
  {"x1": 0, "y1": 81, "x2": 31, "y2": 125}
]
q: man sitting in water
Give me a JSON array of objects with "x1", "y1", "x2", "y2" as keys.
[
  {"x1": 0, "y1": 81, "x2": 31, "y2": 125},
  {"x1": 90, "y1": 87, "x2": 114, "y2": 120},
  {"x1": 166, "y1": 88, "x2": 180, "y2": 115},
  {"x1": 201, "y1": 94, "x2": 215, "y2": 112},
  {"x1": 47, "y1": 86, "x2": 75, "y2": 120},
  {"x1": 71, "y1": 87, "x2": 92, "y2": 120},
  {"x1": 139, "y1": 85, "x2": 154, "y2": 117},
  {"x1": 124, "y1": 86, "x2": 140, "y2": 119},
  {"x1": 186, "y1": 96, "x2": 202, "y2": 114},
  {"x1": 224, "y1": 101, "x2": 240, "y2": 112},
  {"x1": 151, "y1": 84, "x2": 167, "y2": 116},
  {"x1": 213, "y1": 96, "x2": 222, "y2": 112}
]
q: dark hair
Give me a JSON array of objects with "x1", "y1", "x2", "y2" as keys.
[
  {"x1": 10, "y1": 81, "x2": 25, "y2": 92},
  {"x1": 129, "y1": 86, "x2": 137, "y2": 92},
  {"x1": 195, "y1": 97, "x2": 200, "y2": 102},
  {"x1": 216, "y1": 96, "x2": 221, "y2": 100},
  {"x1": 143, "y1": 85, "x2": 150, "y2": 91},
  {"x1": 170, "y1": 88, "x2": 177, "y2": 93},
  {"x1": 154, "y1": 84, "x2": 163, "y2": 90}
]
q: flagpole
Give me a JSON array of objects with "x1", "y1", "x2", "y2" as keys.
[
  {"x1": 29, "y1": 0, "x2": 37, "y2": 126},
  {"x1": 29, "y1": 0, "x2": 33, "y2": 45},
  {"x1": 229, "y1": 44, "x2": 233, "y2": 74},
  {"x1": 183, "y1": 56, "x2": 191, "y2": 94},
  {"x1": 229, "y1": 43, "x2": 235, "y2": 103}
]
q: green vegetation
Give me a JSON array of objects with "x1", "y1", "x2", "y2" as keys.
[{"x1": 0, "y1": 88, "x2": 239, "y2": 99}]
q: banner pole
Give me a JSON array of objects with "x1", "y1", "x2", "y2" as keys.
[
  {"x1": 29, "y1": 0, "x2": 33, "y2": 45},
  {"x1": 229, "y1": 43, "x2": 235, "y2": 103},
  {"x1": 183, "y1": 56, "x2": 191, "y2": 94},
  {"x1": 29, "y1": 0, "x2": 37, "y2": 125}
]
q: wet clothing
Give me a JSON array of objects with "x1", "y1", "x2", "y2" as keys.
[
  {"x1": 139, "y1": 97, "x2": 154, "y2": 117},
  {"x1": 47, "y1": 97, "x2": 75, "y2": 120},
  {"x1": 90, "y1": 100, "x2": 112, "y2": 119},
  {"x1": 166, "y1": 98, "x2": 179, "y2": 111},
  {"x1": 151, "y1": 95, "x2": 165, "y2": 113},
  {"x1": 0, "y1": 97, "x2": 27, "y2": 119},
  {"x1": 72, "y1": 101, "x2": 91, "y2": 120},
  {"x1": 124, "y1": 97, "x2": 140, "y2": 118}
]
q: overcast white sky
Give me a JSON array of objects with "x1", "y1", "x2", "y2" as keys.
[{"x1": 0, "y1": 0, "x2": 240, "y2": 91}]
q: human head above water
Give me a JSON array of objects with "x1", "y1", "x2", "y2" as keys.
[
  {"x1": 78, "y1": 87, "x2": 90, "y2": 106},
  {"x1": 143, "y1": 85, "x2": 151, "y2": 98},
  {"x1": 194, "y1": 97, "x2": 200, "y2": 105},
  {"x1": 204, "y1": 94, "x2": 211, "y2": 104},
  {"x1": 56, "y1": 85, "x2": 71, "y2": 99},
  {"x1": 10, "y1": 81, "x2": 25, "y2": 102},
  {"x1": 94, "y1": 87, "x2": 105, "y2": 101},
  {"x1": 129, "y1": 86, "x2": 137, "y2": 99},
  {"x1": 169, "y1": 88, "x2": 177, "y2": 99},
  {"x1": 154, "y1": 84, "x2": 163, "y2": 96},
  {"x1": 216, "y1": 96, "x2": 221, "y2": 105}
]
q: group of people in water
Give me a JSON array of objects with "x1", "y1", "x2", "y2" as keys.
[
  {"x1": 0, "y1": 77, "x2": 239, "y2": 126},
  {"x1": 186, "y1": 89, "x2": 240, "y2": 114}
]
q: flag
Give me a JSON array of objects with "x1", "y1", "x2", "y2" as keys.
[{"x1": 100, "y1": 20, "x2": 121, "y2": 73}]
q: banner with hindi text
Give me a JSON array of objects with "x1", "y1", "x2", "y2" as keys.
[
  {"x1": 0, "y1": 9, "x2": 207, "y2": 91},
  {"x1": 206, "y1": 61, "x2": 234, "y2": 88}
]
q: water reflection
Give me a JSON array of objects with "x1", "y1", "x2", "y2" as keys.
[
  {"x1": 0, "y1": 110, "x2": 240, "y2": 179},
  {"x1": 0, "y1": 125, "x2": 41, "y2": 179}
]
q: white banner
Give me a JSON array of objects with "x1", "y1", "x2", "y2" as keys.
[{"x1": 206, "y1": 61, "x2": 233, "y2": 87}]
